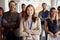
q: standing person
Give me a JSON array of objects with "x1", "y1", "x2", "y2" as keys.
[
  {"x1": 0, "y1": 7, "x2": 4, "y2": 40},
  {"x1": 57, "y1": 6, "x2": 60, "y2": 30},
  {"x1": 2, "y1": 1, "x2": 20, "y2": 40},
  {"x1": 20, "y1": 4, "x2": 26, "y2": 19},
  {"x1": 20, "y1": 4, "x2": 41, "y2": 40},
  {"x1": 44, "y1": 7, "x2": 59, "y2": 40},
  {"x1": 38, "y1": 3, "x2": 49, "y2": 40}
]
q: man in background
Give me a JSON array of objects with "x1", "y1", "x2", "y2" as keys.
[
  {"x1": 38, "y1": 3, "x2": 49, "y2": 40},
  {"x1": 2, "y1": 1, "x2": 20, "y2": 40}
]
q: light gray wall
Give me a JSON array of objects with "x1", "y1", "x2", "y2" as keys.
[{"x1": 0, "y1": 0, "x2": 5, "y2": 11}]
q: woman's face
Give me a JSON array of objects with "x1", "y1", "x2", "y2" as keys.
[
  {"x1": 50, "y1": 9, "x2": 56, "y2": 17},
  {"x1": 27, "y1": 6, "x2": 34, "y2": 17}
]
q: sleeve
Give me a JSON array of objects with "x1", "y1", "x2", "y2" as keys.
[
  {"x1": 2, "y1": 13, "x2": 18, "y2": 28},
  {"x1": 16, "y1": 13, "x2": 20, "y2": 28},
  {"x1": 38, "y1": 11, "x2": 42, "y2": 17},
  {"x1": 2, "y1": 13, "x2": 12, "y2": 28},
  {"x1": 31, "y1": 18, "x2": 41, "y2": 35},
  {"x1": 19, "y1": 19, "x2": 28, "y2": 36}
]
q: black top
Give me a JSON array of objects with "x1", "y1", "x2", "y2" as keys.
[
  {"x1": 58, "y1": 19, "x2": 60, "y2": 30},
  {"x1": 2, "y1": 11, "x2": 20, "y2": 29},
  {"x1": 46, "y1": 19, "x2": 58, "y2": 34}
]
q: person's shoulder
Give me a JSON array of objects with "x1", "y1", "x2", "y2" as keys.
[
  {"x1": 3, "y1": 11, "x2": 9, "y2": 15},
  {"x1": 15, "y1": 12, "x2": 19, "y2": 14},
  {"x1": 46, "y1": 10, "x2": 49, "y2": 12},
  {"x1": 39, "y1": 10, "x2": 43, "y2": 15},
  {"x1": 39, "y1": 10, "x2": 43, "y2": 13},
  {"x1": 46, "y1": 18, "x2": 50, "y2": 21},
  {"x1": 15, "y1": 12, "x2": 20, "y2": 15}
]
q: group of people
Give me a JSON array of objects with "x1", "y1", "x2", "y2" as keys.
[{"x1": 0, "y1": 0, "x2": 60, "y2": 40}]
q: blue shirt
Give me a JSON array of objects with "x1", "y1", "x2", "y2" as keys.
[
  {"x1": 39, "y1": 10, "x2": 49, "y2": 19},
  {"x1": 42, "y1": 10, "x2": 48, "y2": 18},
  {"x1": 0, "y1": 15, "x2": 2, "y2": 26},
  {"x1": 39, "y1": 10, "x2": 49, "y2": 25}
]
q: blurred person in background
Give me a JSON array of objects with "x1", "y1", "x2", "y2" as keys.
[
  {"x1": 38, "y1": 3, "x2": 49, "y2": 40},
  {"x1": 0, "y1": 7, "x2": 4, "y2": 40},
  {"x1": 44, "y1": 7, "x2": 59, "y2": 40},
  {"x1": 57, "y1": 6, "x2": 60, "y2": 30},
  {"x1": 2, "y1": 1, "x2": 20, "y2": 40},
  {"x1": 20, "y1": 4, "x2": 26, "y2": 19}
]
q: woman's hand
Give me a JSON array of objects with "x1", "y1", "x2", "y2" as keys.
[{"x1": 49, "y1": 32, "x2": 57, "y2": 38}]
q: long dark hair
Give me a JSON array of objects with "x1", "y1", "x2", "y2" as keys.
[{"x1": 25, "y1": 4, "x2": 37, "y2": 22}]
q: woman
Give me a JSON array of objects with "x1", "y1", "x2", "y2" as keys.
[
  {"x1": 19, "y1": 4, "x2": 41, "y2": 40},
  {"x1": 57, "y1": 6, "x2": 60, "y2": 30},
  {"x1": 44, "y1": 7, "x2": 59, "y2": 40}
]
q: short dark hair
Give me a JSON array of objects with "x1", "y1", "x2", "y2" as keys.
[
  {"x1": 21, "y1": 4, "x2": 26, "y2": 7},
  {"x1": 57, "y1": 6, "x2": 60, "y2": 10},
  {"x1": 22, "y1": 4, "x2": 25, "y2": 6},
  {"x1": 0, "y1": 7, "x2": 4, "y2": 13},
  {"x1": 42, "y1": 3, "x2": 47, "y2": 6},
  {"x1": 9, "y1": 1, "x2": 17, "y2": 7}
]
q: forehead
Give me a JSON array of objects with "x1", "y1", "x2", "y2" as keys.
[
  {"x1": 52, "y1": 9, "x2": 56, "y2": 11},
  {"x1": 42, "y1": 4, "x2": 47, "y2": 6},
  {"x1": 27, "y1": 6, "x2": 34, "y2": 9},
  {"x1": 10, "y1": 2, "x2": 15, "y2": 5}
]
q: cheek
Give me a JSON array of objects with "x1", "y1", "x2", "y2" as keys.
[
  {"x1": 27, "y1": 11, "x2": 30, "y2": 15},
  {"x1": 0, "y1": 11, "x2": 2, "y2": 14},
  {"x1": 31, "y1": 11, "x2": 34, "y2": 15}
]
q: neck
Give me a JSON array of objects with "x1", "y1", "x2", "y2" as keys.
[
  {"x1": 50, "y1": 16, "x2": 55, "y2": 20},
  {"x1": 10, "y1": 9, "x2": 15, "y2": 13},
  {"x1": 43, "y1": 9, "x2": 46, "y2": 12},
  {"x1": 28, "y1": 16, "x2": 32, "y2": 19}
]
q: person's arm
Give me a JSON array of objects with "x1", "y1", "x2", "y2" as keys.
[
  {"x1": 19, "y1": 19, "x2": 28, "y2": 36},
  {"x1": 24, "y1": 18, "x2": 41, "y2": 35},
  {"x1": 2, "y1": 19, "x2": 16, "y2": 27},
  {"x1": 2, "y1": 13, "x2": 16, "y2": 28},
  {"x1": 44, "y1": 20, "x2": 50, "y2": 34},
  {"x1": 38, "y1": 11, "x2": 42, "y2": 19},
  {"x1": 30, "y1": 18, "x2": 41, "y2": 35},
  {"x1": 44, "y1": 20, "x2": 56, "y2": 38},
  {"x1": 16, "y1": 13, "x2": 20, "y2": 28}
]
